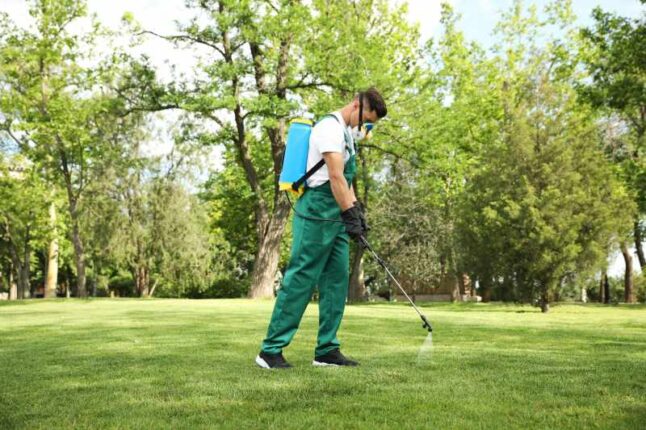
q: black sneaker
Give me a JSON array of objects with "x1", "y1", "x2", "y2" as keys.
[
  {"x1": 312, "y1": 349, "x2": 359, "y2": 367},
  {"x1": 255, "y1": 351, "x2": 292, "y2": 369}
]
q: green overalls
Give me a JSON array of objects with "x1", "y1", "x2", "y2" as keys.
[{"x1": 261, "y1": 125, "x2": 357, "y2": 358}]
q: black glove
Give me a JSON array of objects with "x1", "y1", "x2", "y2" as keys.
[
  {"x1": 341, "y1": 205, "x2": 364, "y2": 241},
  {"x1": 353, "y1": 201, "x2": 370, "y2": 234}
]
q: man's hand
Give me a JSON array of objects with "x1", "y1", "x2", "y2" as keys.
[
  {"x1": 353, "y1": 201, "x2": 370, "y2": 234},
  {"x1": 341, "y1": 206, "x2": 364, "y2": 241}
]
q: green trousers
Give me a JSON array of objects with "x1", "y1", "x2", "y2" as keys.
[{"x1": 261, "y1": 182, "x2": 351, "y2": 358}]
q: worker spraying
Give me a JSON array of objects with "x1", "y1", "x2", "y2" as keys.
[{"x1": 256, "y1": 88, "x2": 387, "y2": 369}]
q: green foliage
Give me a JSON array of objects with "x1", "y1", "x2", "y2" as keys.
[
  {"x1": 0, "y1": 0, "x2": 642, "y2": 303},
  {"x1": 199, "y1": 151, "x2": 257, "y2": 289},
  {"x1": 0, "y1": 0, "x2": 156, "y2": 296},
  {"x1": 579, "y1": 5, "x2": 646, "y2": 242},
  {"x1": 0, "y1": 156, "x2": 49, "y2": 248},
  {"x1": 579, "y1": 8, "x2": 645, "y2": 124},
  {"x1": 455, "y1": 0, "x2": 634, "y2": 308},
  {"x1": 145, "y1": 0, "x2": 423, "y2": 295},
  {"x1": 84, "y1": 145, "x2": 213, "y2": 297},
  {"x1": 369, "y1": 171, "x2": 442, "y2": 295},
  {"x1": 636, "y1": 273, "x2": 646, "y2": 303},
  {"x1": 184, "y1": 277, "x2": 251, "y2": 299}
]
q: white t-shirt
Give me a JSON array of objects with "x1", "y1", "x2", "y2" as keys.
[{"x1": 306, "y1": 112, "x2": 354, "y2": 188}]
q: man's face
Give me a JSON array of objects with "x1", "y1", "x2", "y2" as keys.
[{"x1": 350, "y1": 99, "x2": 379, "y2": 127}]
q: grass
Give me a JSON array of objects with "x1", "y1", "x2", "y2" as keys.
[{"x1": 0, "y1": 299, "x2": 644, "y2": 429}]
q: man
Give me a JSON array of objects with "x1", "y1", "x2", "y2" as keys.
[{"x1": 256, "y1": 88, "x2": 387, "y2": 369}]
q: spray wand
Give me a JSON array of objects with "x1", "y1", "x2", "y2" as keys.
[
  {"x1": 360, "y1": 236, "x2": 433, "y2": 333},
  {"x1": 285, "y1": 191, "x2": 433, "y2": 332}
]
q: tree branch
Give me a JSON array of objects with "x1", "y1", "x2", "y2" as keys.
[
  {"x1": 218, "y1": 0, "x2": 269, "y2": 234},
  {"x1": 361, "y1": 142, "x2": 419, "y2": 168},
  {"x1": 285, "y1": 81, "x2": 338, "y2": 91},
  {"x1": 202, "y1": 112, "x2": 226, "y2": 129},
  {"x1": 1, "y1": 122, "x2": 31, "y2": 150},
  {"x1": 138, "y1": 30, "x2": 226, "y2": 57}
]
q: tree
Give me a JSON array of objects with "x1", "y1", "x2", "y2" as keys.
[
  {"x1": 199, "y1": 148, "x2": 263, "y2": 296},
  {"x1": 456, "y1": 0, "x2": 634, "y2": 311},
  {"x1": 0, "y1": 156, "x2": 48, "y2": 299},
  {"x1": 365, "y1": 4, "x2": 500, "y2": 302},
  {"x1": 0, "y1": 0, "x2": 146, "y2": 297},
  {"x1": 122, "y1": 0, "x2": 420, "y2": 298},
  {"x1": 369, "y1": 168, "x2": 442, "y2": 300},
  {"x1": 80, "y1": 120, "x2": 213, "y2": 298},
  {"x1": 580, "y1": 6, "x2": 646, "y2": 278}
]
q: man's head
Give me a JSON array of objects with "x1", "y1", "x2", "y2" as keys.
[{"x1": 349, "y1": 87, "x2": 387, "y2": 128}]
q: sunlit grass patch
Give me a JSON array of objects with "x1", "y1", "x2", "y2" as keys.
[{"x1": 1, "y1": 299, "x2": 644, "y2": 429}]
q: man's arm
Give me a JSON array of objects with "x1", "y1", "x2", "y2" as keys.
[
  {"x1": 322, "y1": 152, "x2": 354, "y2": 211},
  {"x1": 349, "y1": 185, "x2": 358, "y2": 204}
]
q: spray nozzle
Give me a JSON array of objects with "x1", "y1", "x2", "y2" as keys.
[{"x1": 420, "y1": 314, "x2": 433, "y2": 332}]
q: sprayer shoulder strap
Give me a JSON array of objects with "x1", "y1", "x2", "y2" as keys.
[{"x1": 291, "y1": 114, "x2": 351, "y2": 192}]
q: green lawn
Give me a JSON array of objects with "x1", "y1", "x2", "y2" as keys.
[{"x1": 1, "y1": 299, "x2": 644, "y2": 429}]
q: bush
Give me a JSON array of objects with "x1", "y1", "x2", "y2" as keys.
[
  {"x1": 108, "y1": 273, "x2": 136, "y2": 297},
  {"x1": 635, "y1": 274, "x2": 645, "y2": 303},
  {"x1": 185, "y1": 277, "x2": 250, "y2": 298}
]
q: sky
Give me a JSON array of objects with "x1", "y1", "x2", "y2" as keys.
[
  {"x1": 2, "y1": 0, "x2": 642, "y2": 87},
  {"x1": 1, "y1": 0, "x2": 643, "y2": 277},
  {"x1": 2, "y1": 0, "x2": 643, "y2": 75},
  {"x1": 405, "y1": 0, "x2": 644, "y2": 44}
]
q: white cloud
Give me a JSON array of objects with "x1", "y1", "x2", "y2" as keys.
[
  {"x1": 477, "y1": 0, "x2": 495, "y2": 13},
  {"x1": 391, "y1": 0, "x2": 456, "y2": 42}
]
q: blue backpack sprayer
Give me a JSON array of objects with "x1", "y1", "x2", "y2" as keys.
[{"x1": 278, "y1": 104, "x2": 433, "y2": 333}]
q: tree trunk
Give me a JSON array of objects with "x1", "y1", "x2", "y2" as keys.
[
  {"x1": 9, "y1": 267, "x2": 17, "y2": 300},
  {"x1": 61, "y1": 187, "x2": 86, "y2": 298},
  {"x1": 91, "y1": 264, "x2": 98, "y2": 297},
  {"x1": 450, "y1": 274, "x2": 460, "y2": 302},
  {"x1": 22, "y1": 221, "x2": 32, "y2": 298},
  {"x1": 70, "y1": 222, "x2": 87, "y2": 297},
  {"x1": 142, "y1": 266, "x2": 149, "y2": 297},
  {"x1": 604, "y1": 271, "x2": 610, "y2": 304},
  {"x1": 149, "y1": 279, "x2": 159, "y2": 297},
  {"x1": 248, "y1": 203, "x2": 290, "y2": 298},
  {"x1": 480, "y1": 278, "x2": 492, "y2": 302},
  {"x1": 620, "y1": 242, "x2": 635, "y2": 303},
  {"x1": 4, "y1": 222, "x2": 28, "y2": 299},
  {"x1": 599, "y1": 269, "x2": 606, "y2": 303},
  {"x1": 10, "y1": 253, "x2": 26, "y2": 299},
  {"x1": 135, "y1": 265, "x2": 150, "y2": 297},
  {"x1": 11, "y1": 265, "x2": 24, "y2": 299},
  {"x1": 540, "y1": 290, "x2": 550, "y2": 313},
  {"x1": 222, "y1": 15, "x2": 293, "y2": 300},
  {"x1": 348, "y1": 247, "x2": 366, "y2": 302},
  {"x1": 439, "y1": 272, "x2": 460, "y2": 302},
  {"x1": 20, "y1": 252, "x2": 30, "y2": 299},
  {"x1": 45, "y1": 203, "x2": 59, "y2": 298},
  {"x1": 59, "y1": 145, "x2": 87, "y2": 298},
  {"x1": 16, "y1": 276, "x2": 25, "y2": 299},
  {"x1": 634, "y1": 220, "x2": 645, "y2": 271},
  {"x1": 458, "y1": 273, "x2": 466, "y2": 297}
]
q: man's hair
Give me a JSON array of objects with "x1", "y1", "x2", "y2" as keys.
[{"x1": 358, "y1": 87, "x2": 387, "y2": 119}]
